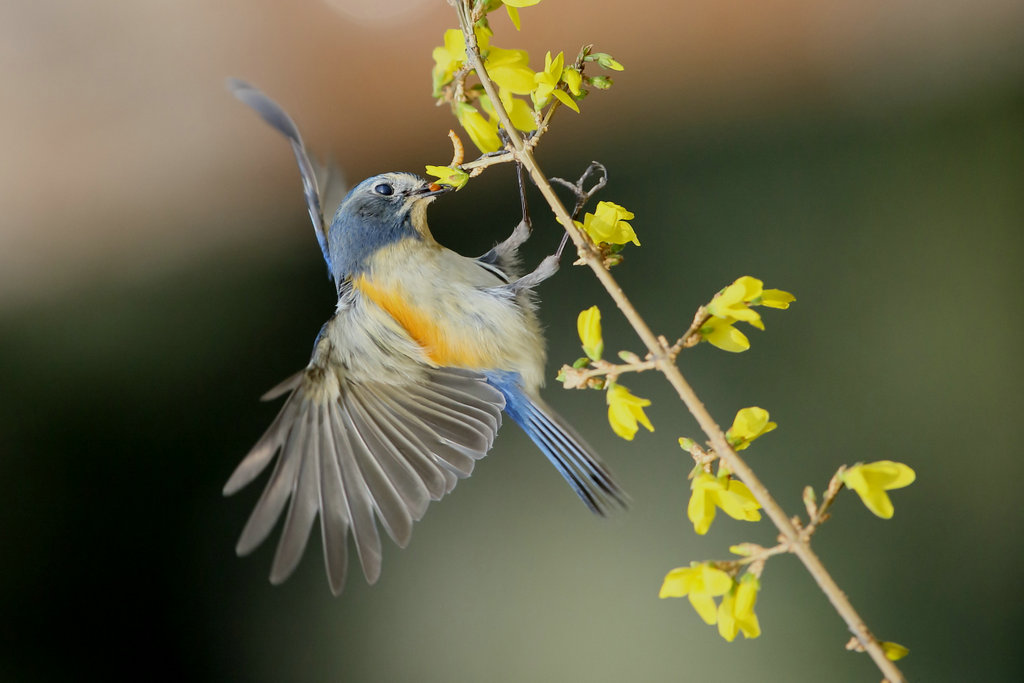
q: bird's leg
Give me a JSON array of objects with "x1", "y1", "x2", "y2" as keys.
[
  {"x1": 508, "y1": 161, "x2": 610, "y2": 291},
  {"x1": 481, "y1": 158, "x2": 533, "y2": 270}
]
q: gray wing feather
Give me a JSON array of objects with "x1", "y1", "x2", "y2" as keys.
[
  {"x1": 225, "y1": 364, "x2": 504, "y2": 595},
  {"x1": 351, "y1": 391, "x2": 450, "y2": 502},
  {"x1": 234, "y1": 401, "x2": 308, "y2": 555},
  {"x1": 344, "y1": 391, "x2": 432, "y2": 519},
  {"x1": 337, "y1": 398, "x2": 414, "y2": 550},
  {"x1": 365, "y1": 386, "x2": 478, "y2": 477},
  {"x1": 227, "y1": 78, "x2": 331, "y2": 270},
  {"x1": 317, "y1": 402, "x2": 350, "y2": 595},
  {"x1": 223, "y1": 397, "x2": 300, "y2": 496},
  {"x1": 327, "y1": 404, "x2": 384, "y2": 585},
  {"x1": 270, "y1": 407, "x2": 320, "y2": 583}
]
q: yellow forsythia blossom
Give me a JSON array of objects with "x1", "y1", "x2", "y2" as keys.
[
  {"x1": 718, "y1": 574, "x2": 761, "y2": 641},
  {"x1": 659, "y1": 562, "x2": 733, "y2": 625},
  {"x1": 707, "y1": 276, "x2": 767, "y2": 328},
  {"x1": 533, "y1": 51, "x2": 579, "y2": 112},
  {"x1": 700, "y1": 276, "x2": 794, "y2": 352},
  {"x1": 726, "y1": 406, "x2": 777, "y2": 451},
  {"x1": 577, "y1": 306, "x2": 603, "y2": 361},
  {"x1": 424, "y1": 165, "x2": 469, "y2": 190},
  {"x1": 606, "y1": 383, "x2": 654, "y2": 440},
  {"x1": 841, "y1": 461, "x2": 916, "y2": 519},
  {"x1": 432, "y1": 26, "x2": 493, "y2": 97},
  {"x1": 575, "y1": 201, "x2": 639, "y2": 246},
  {"x1": 562, "y1": 67, "x2": 582, "y2": 96},
  {"x1": 688, "y1": 472, "x2": 761, "y2": 535}
]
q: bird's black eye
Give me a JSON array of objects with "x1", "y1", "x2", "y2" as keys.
[{"x1": 373, "y1": 183, "x2": 394, "y2": 196}]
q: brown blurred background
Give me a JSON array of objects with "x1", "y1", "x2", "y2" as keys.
[{"x1": 2, "y1": 0, "x2": 1022, "y2": 681}]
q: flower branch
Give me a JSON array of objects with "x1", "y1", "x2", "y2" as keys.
[{"x1": 450, "y1": 2, "x2": 908, "y2": 680}]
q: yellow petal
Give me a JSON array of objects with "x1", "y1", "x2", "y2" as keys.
[
  {"x1": 577, "y1": 306, "x2": 603, "y2": 361},
  {"x1": 562, "y1": 67, "x2": 582, "y2": 96},
  {"x1": 701, "y1": 318, "x2": 751, "y2": 352},
  {"x1": 698, "y1": 564, "x2": 734, "y2": 595},
  {"x1": 658, "y1": 567, "x2": 692, "y2": 598},
  {"x1": 734, "y1": 575, "x2": 759, "y2": 617},
  {"x1": 552, "y1": 89, "x2": 580, "y2": 113},
  {"x1": 759, "y1": 288, "x2": 795, "y2": 309},
  {"x1": 505, "y1": 4, "x2": 521, "y2": 30},
  {"x1": 714, "y1": 481, "x2": 762, "y2": 522},
  {"x1": 717, "y1": 592, "x2": 739, "y2": 641},
  {"x1": 688, "y1": 475, "x2": 718, "y2": 535},
  {"x1": 486, "y1": 47, "x2": 536, "y2": 94},
  {"x1": 690, "y1": 593, "x2": 719, "y2": 625},
  {"x1": 738, "y1": 609, "x2": 761, "y2": 639},
  {"x1": 456, "y1": 104, "x2": 500, "y2": 153}
]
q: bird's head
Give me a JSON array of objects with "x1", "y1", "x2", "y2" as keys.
[{"x1": 327, "y1": 172, "x2": 452, "y2": 280}]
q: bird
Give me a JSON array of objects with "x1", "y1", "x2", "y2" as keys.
[{"x1": 224, "y1": 79, "x2": 626, "y2": 596}]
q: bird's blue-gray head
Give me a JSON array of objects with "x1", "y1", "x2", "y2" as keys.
[{"x1": 326, "y1": 172, "x2": 449, "y2": 282}]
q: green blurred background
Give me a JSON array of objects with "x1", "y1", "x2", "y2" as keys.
[{"x1": 2, "y1": 1, "x2": 1022, "y2": 681}]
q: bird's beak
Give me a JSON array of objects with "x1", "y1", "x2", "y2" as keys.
[{"x1": 408, "y1": 183, "x2": 453, "y2": 199}]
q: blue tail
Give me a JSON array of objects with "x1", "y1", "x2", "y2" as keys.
[{"x1": 487, "y1": 373, "x2": 627, "y2": 515}]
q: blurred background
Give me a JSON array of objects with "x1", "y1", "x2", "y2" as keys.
[{"x1": 2, "y1": 0, "x2": 1022, "y2": 681}]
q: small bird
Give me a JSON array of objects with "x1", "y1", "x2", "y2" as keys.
[{"x1": 224, "y1": 80, "x2": 625, "y2": 595}]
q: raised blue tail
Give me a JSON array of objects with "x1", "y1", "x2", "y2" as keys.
[{"x1": 487, "y1": 373, "x2": 627, "y2": 515}]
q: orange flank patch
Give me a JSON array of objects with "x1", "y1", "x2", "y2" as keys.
[{"x1": 355, "y1": 275, "x2": 492, "y2": 368}]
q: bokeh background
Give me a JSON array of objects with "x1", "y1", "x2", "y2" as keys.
[{"x1": 2, "y1": 0, "x2": 1022, "y2": 681}]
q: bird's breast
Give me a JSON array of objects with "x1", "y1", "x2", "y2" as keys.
[{"x1": 352, "y1": 241, "x2": 546, "y2": 388}]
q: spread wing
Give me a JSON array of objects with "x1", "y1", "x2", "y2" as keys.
[
  {"x1": 227, "y1": 78, "x2": 335, "y2": 274},
  {"x1": 224, "y1": 364, "x2": 505, "y2": 596}
]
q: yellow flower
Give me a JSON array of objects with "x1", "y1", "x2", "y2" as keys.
[
  {"x1": 688, "y1": 472, "x2": 761, "y2": 535},
  {"x1": 659, "y1": 562, "x2": 733, "y2": 624},
  {"x1": 718, "y1": 574, "x2": 761, "y2": 641},
  {"x1": 574, "y1": 201, "x2": 639, "y2": 246},
  {"x1": 562, "y1": 67, "x2": 582, "y2": 96},
  {"x1": 726, "y1": 407, "x2": 777, "y2": 451},
  {"x1": 533, "y1": 51, "x2": 579, "y2": 113},
  {"x1": 707, "y1": 276, "x2": 765, "y2": 327},
  {"x1": 432, "y1": 29, "x2": 466, "y2": 96},
  {"x1": 606, "y1": 383, "x2": 654, "y2": 440},
  {"x1": 699, "y1": 316, "x2": 750, "y2": 352},
  {"x1": 577, "y1": 305, "x2": 603, "y2": 361},
  {"x1": 424, "y1": 165, "x2": 469, "y2": 190},
  {"x1": 841, "y1": 461, "x2": 915, "y2": 519},
  {"x1": 881, "y1": 641, "x2": 910, "y2": 661},
  {"x1": 479, "y1": 90, "x2": 537, "y2": 133},
  {"x1": 456, "y1": 103, "x2": 500, "y2": 153},
  {"x1": 484, "y1": 46, "x2": 536, "y2": 95},
  {"x1": 501, "y1": 0, "x2": 541, "y2": 31},
  {"x1": 699, "y1": 277, "x2": 794, "y2": 351},
  {"x1": 432, "y1": 26, "x2": 493, "y2": 97}
]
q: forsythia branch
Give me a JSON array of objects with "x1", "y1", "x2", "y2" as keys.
[{"x1": 453, "y1": 2, "x2": 907, "y2": 681}]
